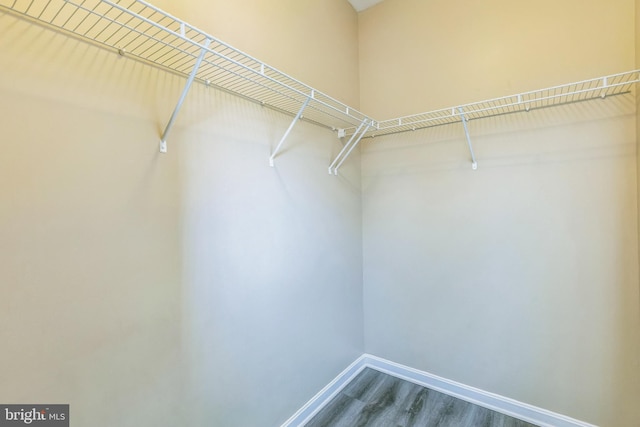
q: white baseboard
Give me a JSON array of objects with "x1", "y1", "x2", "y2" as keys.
[
  {"x1": 363, "y1": 354, "x2": 597, "y2": 427},
  {"x1": 279, "y1": 354, "x2": 369, "y2": 427},
  {"x1": 281, "y1": 353, "x2": 598, "y2": 427}
]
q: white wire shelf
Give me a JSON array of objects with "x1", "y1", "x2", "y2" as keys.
[
  {"x1": 1, "y1": 1, "x2": 638, "y2": 170},
  {"x1": 354, "y1": 70, "x2": 640, "y2": 138},
  {"x1": 0, "y1": 0, "x2": 371, "y2": 133}
]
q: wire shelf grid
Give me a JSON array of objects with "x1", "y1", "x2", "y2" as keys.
[
  {"x1": 1, "y1": 0, "x2": 370, "y2": 130},
  {"x1": 357, "y1": 70, "x2": 640, "y2": 138},
  {"x1": 2, "y1": 0, "x2": 639, "y2": 164}
]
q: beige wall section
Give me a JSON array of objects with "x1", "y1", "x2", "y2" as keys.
[
  {"x1": 0, "y1": 1, "x2": 363, "y2": 426},
  {"x1": 358, "y1": 0, "x2": 635, "y2": 118},
  {"x1": 362, "y1": 106, "x2": 640, "y2": 426},
  {"x1": 177, "y1": 89, "x2": 364, "y2": 426},
  {"x1": 154, "y1": 0, "x2": 360, "y2": 107},
  {"x1": 0, "y1": 13, "x2": 185, "y2": 427},
  {"x1": 360, "y1": 0, "x2": 640, "y2": 426},
  {"x1": 636, "y1": 0, "x2": 640, "y2": 392}
]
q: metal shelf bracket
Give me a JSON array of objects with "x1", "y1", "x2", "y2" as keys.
[
  {"x1": 4, "y1": 2, "x2": 638, "y2": 168},
  {"x1": 328, "y1": 118, "x2": 372, "y2": 175},
  {"x1": 269, "y1": 96, "x2": 311, "y2": 167},
  {"x1": 160, "y1": 38, "x2": 212, "y2": 153},
  {"x1": 457, "y1": 107, "x2": 478, "y2": 170}
]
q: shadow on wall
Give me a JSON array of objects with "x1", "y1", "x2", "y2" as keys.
[
  {"x1": 0, "y1": 9, "x2": 189, "y2": 126},
  {"x1": 360, "y1": 90, "x2": 640, "y2": 425},
  {"x1": 361, "y1": 93, "x2": 636, "y2": 175},
  {"x1": 0, "y1": 9, "x2": 191, "y2": 427},
  {"x1": 174, "y1": 84, "x2": 365, "y2": 424}
]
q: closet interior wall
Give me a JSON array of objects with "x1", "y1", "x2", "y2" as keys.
[
  {"x1": 359, "y1": 1, "x2": 640, "y2": 426},
  {"x1": 2, "y1": 0, "x2": 640, "y2": 426},
  {"x1": 637, "y1": 0, "x2": 640, "y2": 338},
  {"x1": 0, "y1": 1, "x2": 363, "y2": 427}
]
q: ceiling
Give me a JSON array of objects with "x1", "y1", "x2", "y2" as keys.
[{"x1": 347, "y1": 0, "x2": 385, "y2": 12}]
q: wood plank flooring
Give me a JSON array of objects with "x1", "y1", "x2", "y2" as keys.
[{"x1": 305, "y1": 368, "x2": 539, "y2": 427}]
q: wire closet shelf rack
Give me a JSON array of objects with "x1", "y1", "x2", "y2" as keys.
[
  {"x1": 355, "y1": 70, "x2": 640, "y2": 138},
  {"x1": 1, "y1": 0, "x2": 639, "y2": 171},
  {"x1": 0, "y1": 0, "x2": 372, "y2": 150},
  {"x1": 345, "y1": 70, "x2": 640, "y2": 170}
]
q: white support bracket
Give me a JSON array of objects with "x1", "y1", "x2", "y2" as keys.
[
  {"x1": 457, "y1": 107, "x2": 478, "y2": 170},
  {"x1": 269, "y1": 97, "x2": 311, "y2": 167},
  {"x1": 328, "y1": 118, "x2": 371, "y2": 175},
  {"x1": 328, "y1": 119, "x2": 367, "y2": 175},
  {"x1": 601, "y1": 76, "x2": 608, "y2": 98},
  {"x1": 160, "y1": 38, "x2": 212, "y2": 153}
]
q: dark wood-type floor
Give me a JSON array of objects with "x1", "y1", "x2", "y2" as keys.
[{"x1": 305, "y1": 368, "x2": 539, "y2": 427}]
